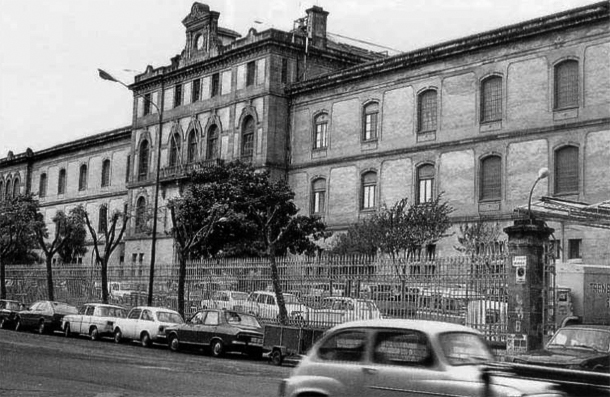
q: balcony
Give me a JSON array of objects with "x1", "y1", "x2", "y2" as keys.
[{"x1": 159, "y1": 159, "x2": 224, "y2": 182}]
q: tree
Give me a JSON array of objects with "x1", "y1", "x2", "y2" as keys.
[
  {"x1": 454, "y1": 220, "x2": 503, "y2": 254},
  {"x1": 74, "y1": 204, "x2": 129, "y2": 304},
  {"x1": 0, "y1": 194, "x2": 39, "y2": 299},
  {"x1": 34, "y1": 207, "x2": 87, "y2": 301}
]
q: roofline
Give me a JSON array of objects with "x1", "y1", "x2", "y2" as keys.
[{"x1": 289, "y1": 1, "x2": 609, "y2": 95}]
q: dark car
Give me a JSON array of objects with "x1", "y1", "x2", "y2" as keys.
[
  {"x1": 510, "y1": 325, "x2": 610, "y2": 372},
  {"x1": 0, "y1": 299, "x2": 23, "y2": 330},
  {"x1": 166, "y1": 309, "x2": 264, "y2": 359},
  {"x1": 16, "y1": 300, "x2": 78, "y2": 334}
]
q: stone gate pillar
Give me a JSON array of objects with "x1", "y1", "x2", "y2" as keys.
[{"x1": 504, "y1": 219, "x2": 554, "y2": 353}]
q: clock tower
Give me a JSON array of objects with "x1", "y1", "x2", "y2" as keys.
[{"x1": 182, "y1": 3, "x2": 220, "y2": 59}]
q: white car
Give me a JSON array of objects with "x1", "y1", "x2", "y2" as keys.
[
  {"x1": 62, "y1": 303, "x2": 127, "y2": 340},
  {"x1": 309, "y1": 297, "x2": 382, "y2": 327},
  {"x1": 113, "y1": 306, "x2": 183, "y2": 347},
  {"x1": 279, "y1": 319, "x2": 565, "y2": 397},
  {"x1": 236, "y1": 291, "x2": 310, "y2": 324},
  {"x1": 200, "y1": 290, "x2": 249, "y2": 311}
]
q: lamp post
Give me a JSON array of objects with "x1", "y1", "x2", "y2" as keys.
[
  {"x1": 98, "y1": 69, "x2": 163, "y2": 306},
  {"x1": 527, "y1": 167, "x2": 550, "y2": 220}
]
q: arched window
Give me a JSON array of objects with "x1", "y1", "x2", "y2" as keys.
[
  {"x1": 480, "y1": 156, "x2": 501, "y2": 201},
  {"x1": 98, "y1": 205, "x2": 108, "y2": 233},
  {"x1": 311, "y1": 178, "x2": 326, "y2": 215},
  {"x1": 361, "y1": 171, "x2": 377, "y2": 210},
  {"x1": 241, "y1": 116, "x2": 255, "y2": 160},
  {"x1": 313, "y1": 113, "x2": 328, "y2": 149},
  {"x1": 5, "y1": 178, "x2": 12, "y2": 200},
  {"x1": 12, "y1": 177, "x2": 20, "y2": 198},
  {"x1": 78, "y1": 164, "x2": 88, "y2": 191},
  {"x1": 417, "y1": 164, "x2": 435, "y2": 204},
  {"x1": 554, "y1": 60, "x2": 579, "y2": 110},
  {"x1": 187, "y1": 129, "x2": 198, "y2": 163},
  {"x1": 362, "y1": 102, "x2": 379, "y2": 141},
  {"x1": 138, "y1": 140, "x2": 149, "y2": 182},
  {"x1": 39, "y1": 173, "x2": 48, "y2": 198},
  {"x1": 418, "y1": 89, "x2": 437, "y2": 132},
  {"x1": 555, "y1": 146, "x2": 579, "y2": 195},
  {"x1": 135, "y1": 197, "x2": 147, "y2": 233},
  {"x1": 207, "y1": 125, "x2": 219, "y2": 160},
  {"x1": 58, "y1": 169, "x2": 66, "y2": 195},
  {"x1": 169, "y1": 132, "x2": 181, "y2": 167},
  {"x1": 101, "y1": 159, "x2": 111, "y2": 187},
  {"x1": 480, "y1": 76, "x2": 502, "y2": 122}
]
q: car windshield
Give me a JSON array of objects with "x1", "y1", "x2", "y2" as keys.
[
  {"x1": 53, "y1": 303, "x2": 78, "y2": 314},
  {"x1": 225, "y1": 311, "x2": 260, "y2": 327},
  {"x1": 547, "y1": 328, "x2": 610, "y2": 353},
  {"x1": 156, "y1": 311, "x2": 184, "y2": 324},
  {"x1": 230, "y1": 292, "x2": 248, "y2": 301},
  {"x1": 439, "y1": 332, "x2": 493, "y2": 366},
  {"x1": 99, "y1": 307, "x2": 127, "y2": 318}
]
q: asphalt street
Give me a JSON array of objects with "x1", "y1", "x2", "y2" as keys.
[{"x1": 0, "y1": 328, "x2": 290, "y2": 397}]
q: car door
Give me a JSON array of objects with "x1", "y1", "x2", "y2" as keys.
[
  {"x1": 123, "y1": 308, "x2": 141, "y2": 339},
  {"x1": 199, "y1": 310, "x2": 219, "y2": 344},
  {"x1": 81, "y1": 305, "x2": 95, "y2": 334},
  {"x1": 182, "y1": 311, "x2": 206, "y2": 344},
  {"x1": 72, "y1": 305, "x2": 87, "y2": 334},
  {"x1": 363, "y1": 329, "x2": 476, "y2": 397},
  {"x1": 21, "y1": 302, "x2": 41, "y2": 327},
  {"x1": 139, "y1": 309, "x2": 155, "y2": 337}
]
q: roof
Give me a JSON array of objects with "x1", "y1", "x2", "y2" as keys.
[
  {"x1": 133, "y1": 306, "x2": 179, "y2": 313},
  {"x1": 561, "y1": 324, "x2": 610, "y2": 331},
  {"x1": 331, "y1": 318, "x2": 482, "y2": 335},
  {"x1": 83, "y1": 303, "x2": 125, "y2": 309},
  {"x1": 516, "y1": 196, "x2": 610, "y2": 229}
]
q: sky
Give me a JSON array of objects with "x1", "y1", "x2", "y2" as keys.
[{"x1": 0, "y1": 0, "x2": 602, "y2": 157}]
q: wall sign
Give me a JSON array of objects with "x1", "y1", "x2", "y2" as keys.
[{"x1": 512, "y1": 256, "x2": 527, "y2": 267}]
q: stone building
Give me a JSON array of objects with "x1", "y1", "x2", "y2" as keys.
[{"x1": 1, "y1": 2, "x2": 608, "y2": 267}]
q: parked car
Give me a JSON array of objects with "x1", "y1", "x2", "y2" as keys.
[
  {"x1": 62, "y1": 303, "x2": 128, "y2": 340},
  {"x1": 508, "y1": 324, "x2": 610, "y2": 372},
  {"x1": 309, "y1": 296, "x2": 382, "y2": 327},
  {"x1": 113, "y1": 306, "x2": 183, "y2": 347},
  {"x1": 166, "y1": 309, "x2": 264, "y2": 358},
  {"x1": 0, "y1": 299, "x2": 23, "y2": 330},
  {"x1": 279, "y1": 319, "x2": 564, "y2": 397},
  {"x1": 15, "y1": 300, "x2": 78, "y2": 334},
  {"x1": 200, "y1": 290, "x2": 249, "y2": 311},
  {"x1": 236, "y1": 291, "x2": 311, "y2": 325}
]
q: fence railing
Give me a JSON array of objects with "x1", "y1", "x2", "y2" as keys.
[{"x1": 4, "y1": 254, "x2": 509, "y2": 341}]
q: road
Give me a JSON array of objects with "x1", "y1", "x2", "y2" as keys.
[{"x1": 0, "y1": 328, "x2": 291, "y2": 397}]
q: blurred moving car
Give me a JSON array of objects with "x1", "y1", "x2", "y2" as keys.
[
  {"x1": 509, "y1": 324, "x2": 610, "y2": 372},
  {"x1": 113, "y1": 306, "x2": 183, "y2": 347},
  {"x1": 166, "y1": 309, "x2": 264, "y2": 358},
  {"x1": 200, "y1": 290, "x2": 249, "y2": 311},
  {"x1": 15, "y1": 300, "x2": 78, "y2": 334},
  {"x1": 237, "y1": 291, "x2": 310, "y2": 325},
  {"x1": 279, "y1": 319, "x2": 564, "y2": 397},
  {"x1": 309, "y1": 297, "x2": 382, "y2": 327},
  {"x1": 0, "y1": 299, "x2": 23, "y2": 330},
  {"x1": 62, "y1": 303, "x2": 128, "y2": 340}
]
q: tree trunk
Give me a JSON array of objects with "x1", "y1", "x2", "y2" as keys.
[
  {"x1": 46, "y1": 256, "x2": 54, "y2": 301},
  {"x1": 177, "y1": 252, "x2": 187, "y2": 318},
  {"x1": 101, "y1": 258, "x2": 109, "y2": 304},
  {"x1": 269, "y1": 249, "x2": 288, "y2": 325},
  {"x1": 0, "y1": 259, "x2": 6, "y2": 299}
]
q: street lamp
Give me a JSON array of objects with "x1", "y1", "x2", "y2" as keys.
[
  {"x1": 98, "y1": 68, "x2": 163, "y2": 306},
  {"x1": 527, "y1": 167, "x2": 550, "y2": 219}
]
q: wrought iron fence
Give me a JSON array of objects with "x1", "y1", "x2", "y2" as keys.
[{"x1": 4, "y1": 253, "x2": 509, "y2": 341}]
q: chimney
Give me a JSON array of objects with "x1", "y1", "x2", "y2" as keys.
[{"x1": 305, "y1": 6, "x2": 329, "y2": 49}]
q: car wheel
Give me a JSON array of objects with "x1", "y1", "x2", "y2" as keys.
[
  {"x1": 141, "y1": 332, "x2": 152, "y2": 348},
  {"x1": 114, "y1": 329, "x2": 123, "y2": 344},
  {"x1": 271, "y1": 350, "x2": 283, "y2": 366},
  {"x1": 168, "y1": 334, "x2": 180, "y2": 352},
  {"x1": 90, "y1": 327, "x2": 99, "y2": 341},
  {"x1": 37, "y1": 321, "x2": 46, "y2": 335},
  {"x1": 64, "y1": 324, "x2": 71, "y2": 337},
  {"x1": 211, "y1": 340, "x2": 224, "y2": 358}
]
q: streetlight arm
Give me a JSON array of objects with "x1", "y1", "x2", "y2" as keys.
[
  {"x1": 527, "y1": 168, "x2": 550, "y2": 219},
  {"x1": 98, "y1": 69, "x2": 161, "y2": 114}
]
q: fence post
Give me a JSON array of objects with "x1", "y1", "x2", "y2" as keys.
[{"x1": 503, "y1": 219, "x2": 554, "y2": 354}]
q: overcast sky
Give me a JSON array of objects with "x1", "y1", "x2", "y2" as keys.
[{"x1": 0, "y1": 0, "x2": 601, "y2": 157}]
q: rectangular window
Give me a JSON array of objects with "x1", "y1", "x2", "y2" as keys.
[
  {"x1": 174, "y1": 84, "x2": 182, "y2": 108},
  {"x1": 418, "y1": 90, "x2": 437, "y2": 132},
  {"x1": 125, "y1": 155, "x2": 131, "y2": 183},
  {"x1": 480, "y1": 156, "x2": 501, "y2": 201},
  {"x1": 555, "y1": 146, "x2": 579, "y2": 195},
  {"x1": 246, "y1": 61, "x2": 256, "y2": 87},
  {"x1": 552, "y1": 239, "x2": 561, "y2": 260},
  {"x1": 568, "y1": 239, "x2": 581, "y2": 259},
  {"x1": 281, "y1": 58, "x2": 288, "y2": 84},
  {"x1": 315, "y1": 122, "x2": 327, "y2": 149},
  {"x1": 313, "y1": 191, "x2": 325, "y2": 214},
  {"x1": 555, "y1": 61, "x2": 579, "y2": 109},
  {"x1": 211, "y1": 73, "x2": 220, "y2": 97},
  {"x1": 481, "y1": 77, "x2": 502, "y2": 122},
  {"x1": 143, "y1": 93, "x2": 151, "y2": 115},
  {"x1": 364, "y1": 112, "x2": 378, "y2": 141},
  {"x1": 418, "y1": 179, "x2": 433, "y2": 204},
  {"x1": 363, "y1": 185, "x2": 376, "y2": 209},
  {"x1": 191, "y1": 79, "x2": 201, "y2": 102}
]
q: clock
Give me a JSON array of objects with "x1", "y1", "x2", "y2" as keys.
[{"x1": 196, "y1": 34, "x2": 204, "y2": 50}]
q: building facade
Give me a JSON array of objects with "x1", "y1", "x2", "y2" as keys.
[{"x1": 1, "y1": 2, "x2": 608, "y2": 267}]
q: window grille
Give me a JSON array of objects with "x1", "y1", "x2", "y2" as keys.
[
  {"x1": 554, "y1": 60, "x2": 578, "y2": 109},
  {"x1": 417, "y1": 164, "x2": 435, "y2": 204},
  {"x1": 555, "y1": 146, "x2": 578, "y2": 194},
  {"x1": 480, "y1": 76, "x2": 502, "y2": 122},
  {"x1": 418, "y1": 90, "x2": 437, "y2": 132},
  {"x1": 362, "y1": 172, "x2": 377, "y2": 209},
  {"x1": 480, "y1": 156, "x2": 501, "y2": 200}
]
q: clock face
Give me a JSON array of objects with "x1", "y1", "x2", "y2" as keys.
[{"x1": 196, "y1": 35, "x2": 204, "y2": 50}]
